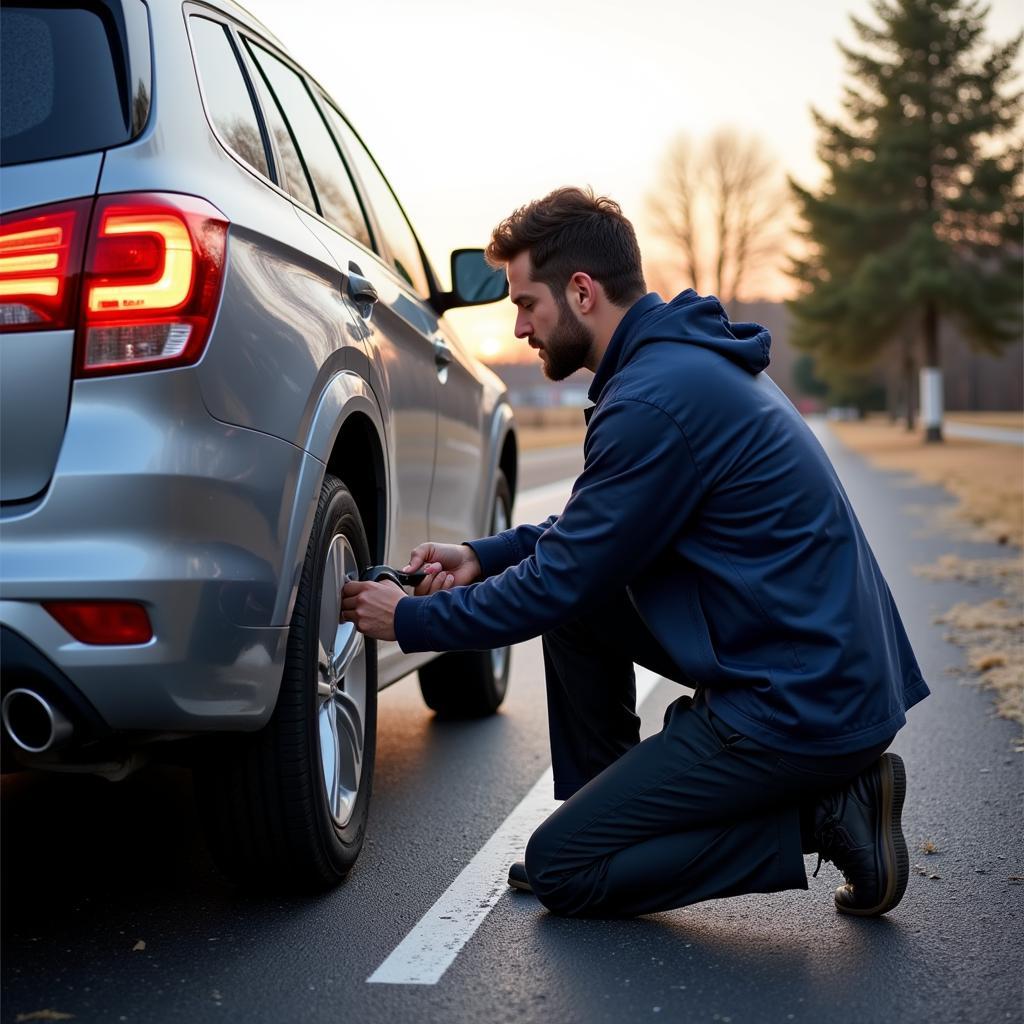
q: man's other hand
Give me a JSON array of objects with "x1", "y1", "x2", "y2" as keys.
[
  {"x1": 403, "y1": 542, "x2": 481, "y2": 596},
  {"x1": 341, "y1": 572, "x2": 457, "y2": 641}
]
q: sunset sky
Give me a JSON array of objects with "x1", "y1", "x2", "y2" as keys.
[{"x1": 242, "y1": 0, "x2": 1022, "y2": 362}]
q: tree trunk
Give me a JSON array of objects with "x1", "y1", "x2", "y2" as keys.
[
  {"x1": 902, "y1": 336, "x2": 916, "y2": 432},
  {"x1": 920, "y1": 302, "x2": 943, "y2": 442}
]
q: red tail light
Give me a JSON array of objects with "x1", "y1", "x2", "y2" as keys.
[
  {"x1": 79, "y1": 193, "x2": 228, "y2": 376},
  {"x1": 43, "y1": 601, "x2": 153, "y2": 645},
  {"x1": 0, "y1": 199, "x2": 90, "y2": 331},
  {"x1": 0, "y1": 192, "x2": 228, "y2": 375}
]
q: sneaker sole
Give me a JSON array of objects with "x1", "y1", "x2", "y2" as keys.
[{"x1": 836, "y1": 752, "x2": 909, "y2": 917}]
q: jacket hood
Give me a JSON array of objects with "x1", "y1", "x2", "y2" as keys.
[{"x1": 589, "y1": 291, "x2": 772, "y2": 402}]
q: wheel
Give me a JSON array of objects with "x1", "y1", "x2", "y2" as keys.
[
  {"x1": 418, "y1": 471, "x2": 512, "y2": 718},
  {"x1": 195, "y1": 474, "x2": 376, "y2": 889}
]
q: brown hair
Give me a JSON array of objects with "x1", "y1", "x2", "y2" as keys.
[{"x1": 485, "y1": 187, "x2": 646, "y2": 307}]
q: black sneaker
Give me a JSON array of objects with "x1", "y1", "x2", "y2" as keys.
[
  {"x1": 508, "y1": 861, "x2": 533, "y2": 893},
  {"x1": 811, "y1": 752, "x2": 909, "y2": 917}
]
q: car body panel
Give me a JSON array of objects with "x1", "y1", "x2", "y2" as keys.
[
  {"x1": 0, "y1": 332, "x2": 76, "y2": 502},
  {"x1": 0, "y1": 154, "x2": 102, "y2": 215}
]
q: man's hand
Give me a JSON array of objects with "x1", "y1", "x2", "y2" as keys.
[
  {"x1": 403, "y1": 542, "x2": 481, "y2": 596},
  {"x1": 340, "y1": 580, "x2": 403, "y2": 641},
  {"x1": 341, "y1": 570, "x2": 458, "y2": 641}
]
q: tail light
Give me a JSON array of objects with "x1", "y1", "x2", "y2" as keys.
[
  {"x1": 80, "y1": 194, "x2": 228, "y2": 376},
  {"x1": 0, "y1": 192, "x2": 228, "y2": 376},
  {"x1": 0, "y1": 199, "x2": 90, "y2": 330}
]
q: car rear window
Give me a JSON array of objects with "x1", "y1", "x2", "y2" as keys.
[
  {"x1": 0, "y1": 1, "x2": 148, "y2": 166},
  {"x1": 239, "y1": 40, "x2": 317, "y2": 210},
  {"x1": 190, "y1": 17, "x2": 271, "y2": 180},
  {"x1": 245, "y1": 42, "x2": 372, "y2": 249}
]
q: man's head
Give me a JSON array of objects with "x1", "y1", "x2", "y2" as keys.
[{"x1": 485, "y1": 188, "x2": 646, "y2": 380}]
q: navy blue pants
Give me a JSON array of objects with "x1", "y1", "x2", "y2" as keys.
[{"x1": 527, "y1": 592, "x2": 891, "y2": 917}]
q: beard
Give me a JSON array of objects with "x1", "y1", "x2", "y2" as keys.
[{"x1": 536, "y1": 297, "x2": 594, "y2": 381}]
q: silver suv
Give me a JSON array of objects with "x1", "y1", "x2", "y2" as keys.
[{"x1": 0, "y1": 0, "x2": 517, "y2": 888}]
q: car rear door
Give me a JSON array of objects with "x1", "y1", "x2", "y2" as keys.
[{"x1": 0, "y1": 0, "x2": 150, "y2": 504}]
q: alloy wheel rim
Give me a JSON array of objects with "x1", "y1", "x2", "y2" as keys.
[{"x1": 316, "y1": 534, "x2": 367, "y2": 828}]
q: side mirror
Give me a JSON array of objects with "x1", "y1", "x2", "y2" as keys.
[{"x1": 438, "y1": 249, "x2": 508, "y2": 312}]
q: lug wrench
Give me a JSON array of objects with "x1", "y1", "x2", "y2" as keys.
[{"x1": 359, "y1": 565, "x2": 429, "y2": 588}]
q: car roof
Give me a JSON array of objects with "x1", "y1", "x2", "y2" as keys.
[
  {"x1": 179, "y1": 0, "x2": 344, "y2": 114},
  {"x1": 166, "y1": 0, "x2": 287, "y2": 52}
]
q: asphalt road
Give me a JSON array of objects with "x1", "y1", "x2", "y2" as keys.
[{"x1": 2, "y1": 427, "x2": 1021, "y2": 1024}]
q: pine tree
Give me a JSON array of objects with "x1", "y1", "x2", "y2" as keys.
[{"x1": 789, "y1": 0, "x2": 1023, "y2": 441}]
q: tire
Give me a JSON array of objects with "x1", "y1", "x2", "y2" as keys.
[
  {"x1": 195, "y1": 474, "x2": 377, "y2": 890},
  {"x1": 418, "y1": 471, "x2": 512, "y2": 718}
]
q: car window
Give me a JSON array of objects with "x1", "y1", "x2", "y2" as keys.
[
  {"x1": 0, "y1": 3, "x2": 139, "y2": 165},
  {"x1": 190, "y1": 18, "x2": 270, "y2": 179},
  {"x1": 239, "y1": 38, "x2": 316, "y2": 209},
  {"x1": 321, "y1": 105, "x2": 431, "y2": 300},
  {"x1": 246, "y1": 43, "x2": 372, "y2": 249}
]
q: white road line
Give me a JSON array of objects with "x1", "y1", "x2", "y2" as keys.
[{"x1": 367, "y1": 668, "x2": 667, "y2": 986}]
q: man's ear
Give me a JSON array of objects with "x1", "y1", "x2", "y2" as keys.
[{"x1": 568, "y1": 272, "x2": 599, "y2": 314}]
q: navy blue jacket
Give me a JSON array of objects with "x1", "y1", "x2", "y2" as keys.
[{"x1": 395, "y1": 291, "x2": 928, "y2": 754}]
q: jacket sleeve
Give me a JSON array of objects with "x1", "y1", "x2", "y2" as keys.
[
  {"x1": 394, "y1": 398, "x2": 705, "y2": 653},
  {"x1": 464, "y1": 517, "x2": 559, "y2": 578}
]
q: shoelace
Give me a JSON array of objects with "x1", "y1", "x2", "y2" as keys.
[{"x1": 812, "y1": 819, "x2": 848, "y2": 879}]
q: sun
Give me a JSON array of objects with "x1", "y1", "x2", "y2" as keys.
[{"x1": 477, "y1": 336, "x2": 504, "y2": 361}]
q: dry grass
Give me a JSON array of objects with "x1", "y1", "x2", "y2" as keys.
[
  {"x1": 517, "y1": 425, "x2": 588, "y2": 451},
  {"x1": 512, "y1": 405, "x2": 587, "y2": 428},
  {"x1": 832, "y1": 418, "x2": 1023, "y2": 733},
  {"x1": 514, "y1": 406, "x2": 588, "y2": 451},
  {"x1": 831, "y1": 418, "x2": 1023, "y2": 549}
]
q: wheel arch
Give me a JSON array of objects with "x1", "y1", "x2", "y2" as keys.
[
  {"x1": 325, "y1": 413, "x2": 386, "y2": 566},
  {"x1": 499, "y1": 419, "x2": 518, "y2": 504},
  {"x1": 273, "y1": 372, "x2": 389, "y2": 626},
  {"x1": 482, "y1": 400, "x2": 517, "y2": 535}
]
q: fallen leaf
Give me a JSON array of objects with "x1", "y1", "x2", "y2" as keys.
[
  {"x1": 15, "y1": 1012, "x2": 75, "y2": 1022},
  {"x1": 929, "y1": 873, "x2": 941, "y2": 880},
  {"x1": 132, "y1": 940, "x2": 146, "y2": 952}
]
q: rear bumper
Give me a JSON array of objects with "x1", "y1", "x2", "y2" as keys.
[
  {"x1": 0, "y1": 370, "x2": 302, "y2": 733},
  {"x1": 0, "y1": 599, "x2": 288, "y2": 733}
]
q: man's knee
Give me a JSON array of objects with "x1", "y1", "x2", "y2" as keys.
[{"x1": 525, "y1": 816, "x2": 598, "y2": 917}]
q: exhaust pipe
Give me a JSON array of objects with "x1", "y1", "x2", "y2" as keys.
[{"x1": 2, "y1": 689, "x2": 74, "y2": 753}]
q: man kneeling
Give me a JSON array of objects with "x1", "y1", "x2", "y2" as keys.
[{"x1": 341, "y1": 187, "x2": 926, "y2": 919}]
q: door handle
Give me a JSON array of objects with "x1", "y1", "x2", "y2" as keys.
[
  {"x1": 347, "y1": 261, "x2": 378, "y2": 319},
  {"x1": 433, "y1": 339, "x2": 453, "y2": 367}
]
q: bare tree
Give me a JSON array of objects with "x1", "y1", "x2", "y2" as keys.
[
  {"x1": 648, "y1": 128, "x2": 789, "y2": 304},
  {"x1": 647, "y1": 135, "x2": 703, "y2": 294}
]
